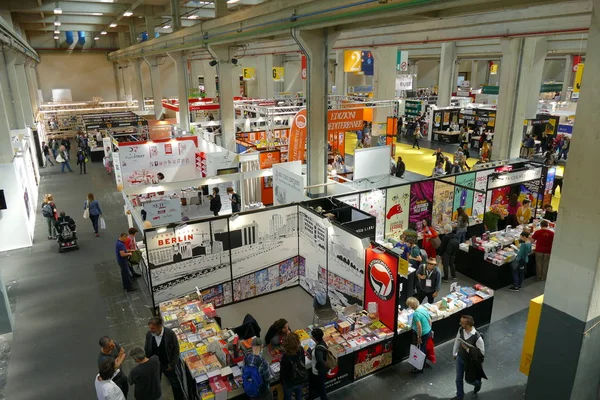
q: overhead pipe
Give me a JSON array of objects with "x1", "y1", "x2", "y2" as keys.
[
  {"x1": 77, "y1": 31, "x2": 86, "y2": 45},
  {"x1": 65, "y1": 31, "x2": 74, "y2": 45}
]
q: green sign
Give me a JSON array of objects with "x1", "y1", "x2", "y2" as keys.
[
  {"x1": 540, "y1": 84, "x2": 563, "y2": 93},
  {"x1": 482, "y1": 86, "x2": 499, "y2": 95},
  {"x1": 405, "y1": 100, "x2": 422, "y2": 116}
]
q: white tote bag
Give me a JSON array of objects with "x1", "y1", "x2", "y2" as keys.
[
  {"x1": 56, "y1": 154, "x2": 65, "y2": 163},
  {"x1": 83, "y1": 201, "x2": 89, "y2": 219},
  {"x1": 408, "y1": 344, "x2": 426, "y2": 370},
  {"x1": 100, "y1": 216, "x2": 106, "y2": 230}
]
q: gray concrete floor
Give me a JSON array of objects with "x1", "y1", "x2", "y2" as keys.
[{"x1": 0, "y1": 147, "x2": 544, "y2": 400}]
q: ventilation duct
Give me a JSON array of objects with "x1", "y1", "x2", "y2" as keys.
[
  {"x1": 77, "y1": 31, "x2": 86, "y2": 45},
  {"x1": 65, "y1": 31, "x2": 74, "y2": 45}
]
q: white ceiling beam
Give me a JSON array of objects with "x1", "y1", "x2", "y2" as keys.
[
  {"x1": 19, "y1": 23, "x2": 129, "y2": 32},
  {"x1": 13, "y1": 15, "x2": 115, "y2": 25},
  {"x1": 7, "y1": 0, "x2": 129, "y2": 15}
]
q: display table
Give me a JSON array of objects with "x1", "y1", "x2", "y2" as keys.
[
  {"x1": 455, "y1": 246, "x2": 536, "y2": 290},
  {"x1": 89, "y1": 147, "x2": 104, "y2": 162},
  {"x1": 432, "y1": 130, "x2": 460, "y2": 144}
]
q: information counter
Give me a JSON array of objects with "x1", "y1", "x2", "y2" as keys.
[{"x1": 432, "y1": 130, "x2": 461, "y2": 144}]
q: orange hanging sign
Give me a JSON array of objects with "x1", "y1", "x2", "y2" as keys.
[{"x1": 288, "y1": 109, "x2": 307, "y2": 162}]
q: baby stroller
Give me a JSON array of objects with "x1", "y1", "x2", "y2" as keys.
[{"x1": 55, "y1": 214, "x2": 79, "y2": 253}]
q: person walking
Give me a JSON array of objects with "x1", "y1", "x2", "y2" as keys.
[
  {"x1": 57, "y1": 145, "x2": 73, "y2": 173},
  {"x1": 558, "y1": 137, "x2": 570, "y2": 160},
  {"x1": 310, "y1": 328, "x2": 329, "y2": 400},
  {"x1": 509, "y1": 231, "x2": 532, "y2": 292},
  {"x1": 280, "y1": 333, "x2": 306, "y2": 400},
  {"x1": 42, "y1": 141, "x2": 54, "y2": 167},
  {"x1": 209, "y1": 187, "x2": 222, "y2": 216},
  {"x1": 444, "y1": 156, "x2": 453, "y2": 175},
  {"x1": 85, "y1": 193, "x2": 103, "y2": 237},
  {"x1": 41, "y1": 194, "x2": 58, "y2": 240},
  {"x1": 51, "y1": 138, "x2": 60, "y2": 160},
  {"x1": 415, "y1": 258, "x2": 441, "y2": 304},
  {"x1": 462, "y1": 144, "x2": 471, "y2": 170},
  {"x1": 76, "y1": 147, "x2": 87, "y2": 174},
  {"x1": 243, "y1": 337, "x2": 273, "y2": 400},
  {"x1": 97, "y1": 336, "x2": 129, "y2": 398},
  {"x1": 412, "y1": 126, "x2": 422, "y2": 149},
  {"x1": 452, "y1": 315, "x2": 486, "y2": 400},
  {"x1": 116, "y1": 233, "x2": 136, "y2": 292},
  {"x1": 438, "y1": 224, "x2": 459, "y2": 282},
  {"x1": 406, "y1": 297, "x2": 432, "y2": 374},
  {"x1": 95, "y1": 360, "x2": 127, "y2": 400},
  {"x1": 227, "y1": 187, "x2": 241, "y2": 213},
  {"x1": 144, "y1": 317, "x2": 184, "y2": 400},
  {"x1": 432, "y1": 148, "x2": 445, "y2": 166},
  {"x1": 395, "y1": 156, "x2": 406, "y2": 178},
  {"x1": 128, "y1": 346, "x2": 162, "y2": 400},
  {"x1": 456, "y1": 207, "x2": 469, "y2": 244},
  {"x1": 532, "y1": 220, "x2": 554, "y2": 281}
]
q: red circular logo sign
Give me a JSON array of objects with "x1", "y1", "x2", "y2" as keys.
[{"x1": 368, "y1": 259, "x2": 394, "y2": 300}]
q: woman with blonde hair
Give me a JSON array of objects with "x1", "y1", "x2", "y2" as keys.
[
  {"x1": 57, "y1": 145, "x2": 73, "y2": 173},
  {"x1": 406, "y1": 297, "x2": 432, "y2": 373},
  {"x1": 41, "y1": 194, "x2": 58, "y2": 239},
  {"x1": 84, "y1": 192, "x2": 103, "y2": 236}
]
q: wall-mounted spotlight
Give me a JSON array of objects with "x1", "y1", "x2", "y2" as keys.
[{"x1": 209, "y1": 60, "x2": 218, "y2": 67}]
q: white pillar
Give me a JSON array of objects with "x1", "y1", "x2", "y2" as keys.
[
  {"x1": 470, "y1": 60, "x2": 479, "y2": 89},
  {"x1": 526, "y1": 3, "x2": 600, "y2": 397},
  {"x1": 0, "y1": 78, "x2": 14, "y2": 163},
  {"x1": 208, "y1": 45, "x2": 236, "y2": 151},
  {"x1": 437, "y1": 42, "x2": 457, "y2": 107},
  {"x1": 492, "y1": 37, "x2": 547, "y2": 160},
  {"x1": 561, "y1": 55, "x2": 573, "y2": 101},
  {"x1": 3, "y1": 51, "x2": 26, "y2": 128},
  {"x1": 15, "y1": 62, "x2": 34, "y2": 127},
  {"x1": 372, "y1": 46, "x2": 397, "y2": 136},
  {"x1": 202, "y1": 60, "x2": 218, "y2": 98},
  {"x1": 144, "y1": 56, "x2": 163, "y2": 119},
  {"x1": 168, "y1": 51, "x2": 191, "y2": 132},
  {"x1": 131, "y1": 59, "x2": 145, "y2": 110},
  {"x1": 257, "y1": 54, "x2": 274, "y2": 99},
  {"x1": 335, "y1": 50, "x2": 346, "y2": 95}
]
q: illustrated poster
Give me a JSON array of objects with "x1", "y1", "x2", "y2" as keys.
[
  {"x1": 409, "y1": 181, "x2": 434, "y2": 231},
  {"x1": 543, "y1": 167, "x2": 556, "y2": 206},
  {"x1": 432, "y1": 178, "x2": 455, "y2": 233},
  {"x1": 384, "y1": 185, "x2": 410, "y2": 239},
  {"x1": 327, "y1": 225, "x2": 365, "y2": 307},
  {"x1": 473, "y1": 169, "x2": 493, "y2": 218},
  {"x1": 298, "y1": 208, "x2": 327, "y2": 295},
  {"x1": 360, "y1": 189, "x2": 386, "y2": 241},
  {"x1": 453, "y1": 172, "x2": 475, "y2": 218}
]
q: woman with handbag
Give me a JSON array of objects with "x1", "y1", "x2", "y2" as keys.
[
  {"x1": 509, "y1": 232, "x2": 532, "y2": 292},
  {"x1": 421, "y1": 219, "x2": 440, "y2": 259},
  {"x1": 57, "y1": 145, "x2": 73, "y2": 173},
  {"x1": 406, "y1": 297, "x2": 432, "y2": 374},
  {"x1": 84, "y1": 193, "x2": 103, "y2": 237},
  {"x1": 125, "y1": 228, "x2": 143, "y2": 278}
]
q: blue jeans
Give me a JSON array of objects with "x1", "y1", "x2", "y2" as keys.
[
  {"x1": 90, "y1": 214, "x2": 100, "y2": 234},
  {"x1": 61, "y1": 160, "x2": 73, "y2": 172},
  {"x1": 283, "y1": 384, "x2": 303, "y2": 400},
  {"x1": 456, "y1": 355, "x2": 481, "y2": 399},
  {"x1": 118, "y1": 259, "x2": 133, "y2": 290},
  {"x1": 512, "y1": 264, "x2": 525, "y2": 288},
  {"x1": 457, "y1": 229, "x2": 467, "y2": 244}
]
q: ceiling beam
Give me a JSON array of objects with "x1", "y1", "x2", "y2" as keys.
[
  {"x1": 19, "y1": 23, "x2": 129, "y2": 32},
  {"x1": 13, "y1": 15, "x2": 115, "y2": 25},
  {"x1": 7, "y1": 0, "x2": 129, "y2": 15}
]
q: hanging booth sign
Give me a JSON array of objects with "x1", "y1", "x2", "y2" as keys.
[
  {"x1": 272, "y1": 67, "x2": 285, "y2": 82},
  {"x1": 487, "y1": 168, "x2": 542, "y2": 189},
  {"x1": 143, "y1": 198, "x2": 182, "y2": 225},
  {"x1": 328, "y1": 109, "x2": 364, "y2": 132},
  {"x1": 361, "y1": 51, "x2": 374, "y2": 76},
  {"x1": 395, "y1": 75, "x2": 413, "y2": 90},
  {"x1": 396, "y1": 50, "x2": 409, "y2": 72},
  {"x1": 301, "y1": 55, "x2": 307, "y2": 80},
  {"x1": 259, "y1": 150, "x2": 281, "y2": 169},
  {"x1": 344, "y1": 50, "x2": 362, "y2": 73},
  {"x1": 242, "y1": 67, "x2": 256, "y2": 80},
  {"x1": 573, "y1": 63, "x2": 584, "y2": 93},
  {"x1": 288, "y1": 109, "x2": 307, "y2": 162},
  {"x1": 365, "y1": 249, "x2": 398, "y2": 330}
]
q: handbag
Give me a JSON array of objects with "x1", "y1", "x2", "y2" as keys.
[
  {"x1": 408, "y1": 344, "x2": 426, "y2": 370},
  {"x1": 129, "y1": 250, "x2": 143, "y2": 265},
  {"x1": 100, "y1": 216, "x2": 106, "y2": 230},
  {"x1": 83, "y1": 201, "x2": 89, "y2": 219},
  {"x1": 430, "y1": 236, "x2": 442, "y2": 249},
  {"x1": 56, "y1": 154, "x2": 65, "y2": 163}
]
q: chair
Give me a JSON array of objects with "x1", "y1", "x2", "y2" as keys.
[{"x1": 313, "y1": 295, "x2": 338, "y2": 325}]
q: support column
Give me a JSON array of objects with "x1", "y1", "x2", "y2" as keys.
[
  {"x1": 292, "y1": 28, "x2": 334, "y2": 196},
  {"x1": 526, "y1": 3, "x2": 600, "y2": 398},
  {"x1": 24, "y1": 61, "x2": 39, "y2": 119},
  {"x1": 129, "y1": 20, "x2": 137, "y2": 45},
  {"x1": 202, "y1": 60, "x2": 217, "y2": 98},
  {"x1": 334, "y1": 50, "x2": 346, "y2": 95},
  {"x1": 257, "y1": 54, "x2": 274, "y2": 99},
  {"x1": 144, "y1": 56, "x2": 163, "y2": 119},
  {"x1": 3, "y1": 50, "x2": 27, "y2": 128},
  {"x1": 15, "y1": 61, "x2": 34, "y2": 127},
  {"x1": 0, "y1": 77, "x2": 14, "y2": 163},
  {"x1": 170, "y1": 0, "x2": 182, "y2": 31},
  {"x1": 470, "y1": 60, "x2": 479, "y2": 89},
  {"x1": 132, "y1": 59, "x2": 146, "y2": 110},
  {"x1": 208, "y1": 45, "x2": 236, "y2": 151},
  {"x1": 168, "y1": 51, "x2": 191, "y2": 132},
  {"x1": 437, "y1": 42, "x2": 457, "y2": 107},
  {"x1": 492, "y1": 37, "x2": 547, "y2": 160},
  {"x1": 118, "y1": 32, "x2": 129, "y2": 49},
  {"x1": 215, "y1": 0, "x2": 230, "y2": 18},
  {"x1": 145, "y1": 16, "x2": 157, "y2": 39},
  {"x1": 561, "y1": 54, "x2": 573, "y2": 101},
  {"x1": 372, "y1": 46, "x2": 397, "y2": 136}
]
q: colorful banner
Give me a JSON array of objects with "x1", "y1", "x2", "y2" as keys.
[
  {"x1": 453, "y1": 172, "x2": 476, "y2": 218},
  {"x1": 489, "y1": 187, "x2": 511, "y2": 209},
  {"x1": 360, "y1": 189, "x2": 386, "y2": 241},
  {"x1": 259, "y1": 150, "x2": 281, "y2": 169},
  {"x1": 409, "y1": 181, "x2": 434, "y2": 231},
  {"x1": 520, "y1": 180, "x2": 543, "y2": 208},
  {"x1": 287, "y1": 109, "x2": 307, "y2": 162},
  {"x1": 354, "y1": 339, "x2": 393, "y2": 379},
  {"x1": 361, "y1": 50, "x2": 374, "y2": 76},
  {"x1": 473, "y1": 169, "x2": 493, "y2": 218},
  {"x1": 574, "y1": 63, "x2": 584, "y2": 93},
  {"x1": 365, "y1": 249, "x2": 398, "y2": 330},
  {"x1": 344, "y1": 50, "x2": 362, "y2": 72},
  {"x1": 384, "y1": 184, "x2": 410, "y2": 239},
  {"x1": 301, "y1": 55, "x2": 307, "y2": 80},
  {"x1": 432, "y1": 178, "x2": 455, "y2": 232},
  {"x1": 327, "y1": 109, "x2": 364, "y2": 132},
  {"x1": 543, "y1": 167, "x2": 556, "y2": 206}
]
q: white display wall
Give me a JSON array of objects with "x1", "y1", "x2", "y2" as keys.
[{"x1": 0, "y1": 162, "x2": 36, "y2": 252}]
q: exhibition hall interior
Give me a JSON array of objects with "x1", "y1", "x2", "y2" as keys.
[{"x1": 0, "y1": 0, "x2": 599, "y2": 399}]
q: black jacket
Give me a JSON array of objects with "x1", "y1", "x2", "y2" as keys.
[
  {"x1": 144, "y1": 327, "x2": 180, "y2": 369},
  {"x1": 280, "y1": 346, "x2": 306, "y2": 387},
  {"x1": 209, "y1": 195, "x2": 222, "y2": 212},
  {"x1": 438, "y1": 232, "x2": 459, "y2": 256},
  {"x1": 465, "y1": 346, "x2": 488, "y2": 383},
  {"x1": 395, "y1": 161, "x2": 406, "y2": 178}
]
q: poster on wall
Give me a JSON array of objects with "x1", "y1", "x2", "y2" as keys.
[
  {"x1": 143, "y1": 198, "x2": 182, "y2": 225},
  {"x1": 432, "y1": 179, "x2": 455, "y2": 232},
  {"x1": 384, "y1": 185, "x2": 410, "y2": 239},
  {"x1": 198, "y1": 282, "x2": 233, "y2": 307},
  {"x1": 365, "y1": 249, "x2": 398, "y2": 330},
  {"x1": 298, "y1": 209, "x2": 327, "y2": 295},
  {"x1": 273, "y1": 162, "x2": 305, "y2": 205},
  {"x1": 119, "y1": 137, "x2": 199, "y2": 189},
  {"x1": 232, "y1": 256, "x2": 299, "y2": 302},
  {"x1": 228, "y1": 206, "x2": 298, "y2": 278},
  {"x1": 409, "y1": 181, "x2": 434, "y2": 231},
  {"x1": 489, "y1": 187, "x2": 511, "y2": 210},
  {"x1": 327, "y1": 226, "x2": 366, "y2": 307},
  {"x1": 453, "y1": 173, "x2": 475, "y2": 218},
  {"x1": 360, "y1": 189, "x2": 386, "y2": 241},
  {"x1": 354, "y1": 339, "x2": 393, "y2": 379},
  {"x1": 520, "y1": 180, "x2": 542, "y2": 208},
  {"x1": 148, "y1": 219, "x2": 233, "y2": 304},
  {"x1": 337, "y1": 194, "x2": 359, "y2": 208},
  {"x1": 473, "y1": 169, "x2": 494, "y2": 218},
  {"x1": 543, "y1": 167, "x2": 556, "y2": 206}
]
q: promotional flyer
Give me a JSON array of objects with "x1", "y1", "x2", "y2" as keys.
[
  {"x1": 360, "y1": 189, "x2": 386, "y2": 241},
  {"x1": 365, "y1": 249, "x2": 398, "y2": 330},
  {"x1": 143, "y1": 198, "x2": 182, "y2": 225},
  {"x1": 409, "y1": 181, "x2": 434, "y2": 230},
  {"x1": 473, "y1": 169, "x2": 494, "y2": 218},
  {"x1": 543, "y1": 167, "x2": 556, "y2": 206},
  {"x1": 453, "y1": 172, "x2": 476, "y2": 218},
  {"x1": 384, "y1": 185, "x2": 410, "y2": 239},
  {"x1": 432, "y1": 179, "x2": 455, "y2": 231}
]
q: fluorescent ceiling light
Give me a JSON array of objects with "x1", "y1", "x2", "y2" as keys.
[
  {"x1": 187, "y1": 15, "x2": 199, "y2": 19},
  {"x1": 54, "y1": 30, "x2": 60, "y2": 34},
  {"x1": 163, "y1": 25, "x2": 171, "y2": 29},
  {"x1": 94, "y1": 36, "x2": 100, "y2": 40},
  {"x1": 123, "y1": 11, "x2": 133, "y2": 17},
  {"x1": 227, "y1": 0, "x2": 240, "y2": 3},
  {"x1": 54, "y1": 7, "x2": 62, "y2": 14},
  {"x1": 100, "y1": 31, "x2": 107, "y2": 35},
  {"x1": 100, "y1": 0, "x2": 114, "y2": 2},
  {"x1": 54, "y1": 21, "x2": 61, "y2": 26},
  {"x1": 53, "y1": 35, "x2": 59, "y2": 39},
  {"x1": 91, "y1": 12, "x2": 103, "y2": 16},
  {"x1": 109, "y1": 22, "x2": 117, "y2": 27}
]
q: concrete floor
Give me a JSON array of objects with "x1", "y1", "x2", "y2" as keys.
[{"x1": 0, "y1": 142, "x2": 545, "y2": 400}]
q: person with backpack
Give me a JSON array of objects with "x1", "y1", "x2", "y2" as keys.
[
  {"x1": 310, "y1": 328, "x2": 330, "y2": 400},
  {"x1": 412, "y1": 126, "x2": 422, "y2": 149},
  {"x1": 243, "y1": 337, "x2": 273, "y2": 400},
  {"x1": 509, "y1": 231, "x2": 532, "y2": 292},
  {"x1": 280, "y1": 333, "x2": 307, "y2": 400},
  {"x1": 395, "y1": 156, "x2": 406, "y2": 179},
  {"x1": 227, "y1": 187, "x2": 241, "y2": 213},
  {"x1": 76, "y1": 147, "x2": 87, "y2": 174},
  {"x1": 452, "y1": 315, "x2": 486, "y2": 400},
  {"x1": 42, "y1": 194, "x2": 58, "y2": 240},
  {"x1": 438, "y1": 224, "x2": 460, "y2": 282}
]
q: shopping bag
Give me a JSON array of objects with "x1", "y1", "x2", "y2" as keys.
[
  {"x1": 100, "y1": 216, "x2": 106, "y2": 230},
  {"x1": 83, "y1": 205, "x2": 89, "y2": 219},
  {"x1": 56, "y1": 154, "x2": 65, "y2": 163},
  {"x1": 408, "y1": 344, "x2": 426, "y2": 370},
  {"x1": 129, "y1": 250, "x2": 143, "y2": 265},
  {"x1": 425, "y1": 336, "x2": 436, "y2": 364}
]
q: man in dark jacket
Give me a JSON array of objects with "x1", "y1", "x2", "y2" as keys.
[
  {"x1": 98, "y1": 336, "x2": 129, "y2": 398},
  {"x1": 395, "y1": 156, "x2": 406, "y2": 178},
  {"x1": 415, "y1": 258, "x2": 441, "y2": 304},
  {"x1": 144, "y1": 317, "x2": 184, "y2": 400},
  {"x1": 438, "y1": 225, "x2": 460, "y2": 282},
  {"x1": 452, "y1": 315, "x2": 486, "y2": 400}
]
